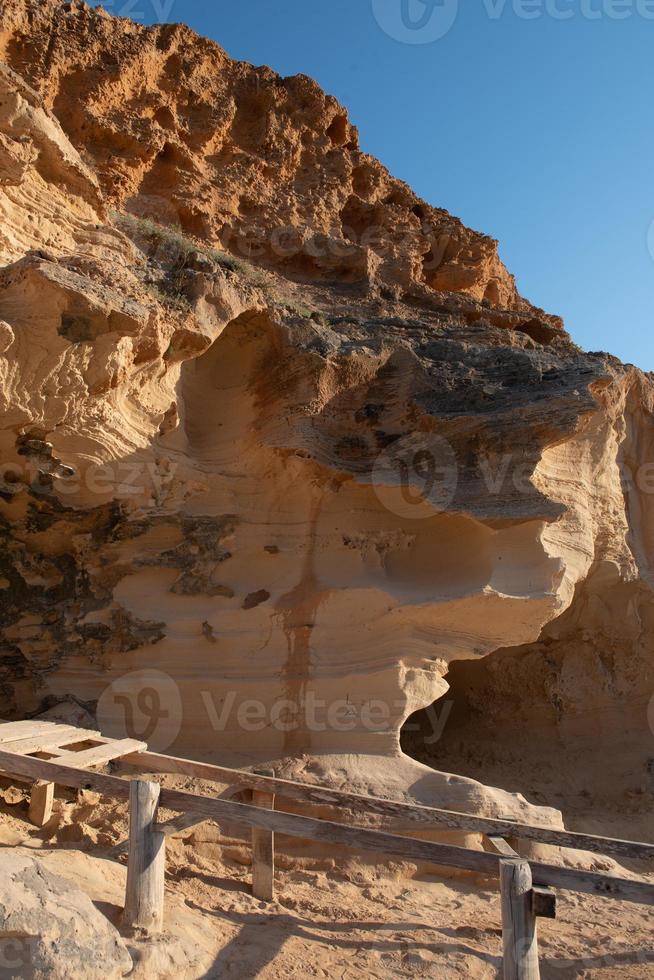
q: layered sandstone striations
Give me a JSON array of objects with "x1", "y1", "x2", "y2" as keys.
[{"x1": 0, "y1": 0, "x2": 652, "y2": 834}]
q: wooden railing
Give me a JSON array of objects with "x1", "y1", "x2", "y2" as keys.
[{"x1": 0, "y1": 746, "x2": 653, "y2": 980}]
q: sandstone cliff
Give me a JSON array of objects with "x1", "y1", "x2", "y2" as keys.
[{"x1": 0, "y1": 0, "x2": 652, "y2": 833}]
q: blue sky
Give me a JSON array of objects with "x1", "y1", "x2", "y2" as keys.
[{"x1": 108, "y1": 0, "x2": 654, "y2": 370}]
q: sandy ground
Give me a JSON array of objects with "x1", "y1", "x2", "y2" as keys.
[{"x1": 1, "y1": 770, "x2": 653, "y2": 979}]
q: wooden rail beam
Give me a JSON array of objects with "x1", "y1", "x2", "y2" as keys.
[
  {"x1": 488, "y1": 835, "x2": 519, "y2": 858},
  {"x1": 154, "y1": 811, "x2": 210, "y2": 839},
  {"x1": 152, "y1": 787, "x2": 654, "y2": 907},
  {"x1": 1, "y1": 750, "x2": 653, "y2": 907},
  {"x1": 124, "y1": 751, "x2": 654, "y2": 863},
  {"x1": 154, "y1": 786, "x2": 245, "y2": 841},
  {"x1": 0, "y1": 749, "x2": 130, "y2": 797}
]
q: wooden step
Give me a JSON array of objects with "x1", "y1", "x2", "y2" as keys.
[
  {"x1": 54, "y1": 738, "x2": 147, "y2": 769},
  {"x1": 5, "y1": 727, "x2": 102, "y2": 756}
]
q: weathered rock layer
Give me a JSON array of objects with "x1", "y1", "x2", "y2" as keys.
[{"x1": 0, "y1": 0, "x2": 652, "y2": 827}]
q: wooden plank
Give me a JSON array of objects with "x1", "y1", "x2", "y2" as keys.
[
  {"x1": 4, "y1": 727, "x2": 101, "y2": 756},
  {"x1": 155, "y1": 788, "x2": 242, "y2": 840},
  {"x1": 155, "y1": 786, "x2": 654, "y2": 906},
  {"x1": 2, "y1": 750, "x2": 654, "y2": 907},
  {"x1": 156, "y1": 797, "x2": 654, "y2": 905},
  {"x1": 0, "y1": 721, "x2": 76, "y2": 743},
  {"x1": 125, "y1": 751, "x2": 654, "y2": 863},
  {"x1": 252, "y1": 768, "x2": 275, "y2": 902},
  {"x1": 110, "y1": 814, "x2": 212, "y2": 860},
  {"x1": 0, "y1": 749, "x2": 131, "y2": 799},
  {"x1": 152, "y1": 791, "x2": 514, "y2": 877},
  {"x1": 28, "y1": 781, "x2": 54, "y2": 827},
  {"x1": 155, "y1": 812, "x2": 210, "y2": 839},
  {"x1": 501, "y1": 859, "x2": 540, "y2": 979},
  {"x1": 0, "y1": 771, "x2": 34, "y2": 786},
  {"x1": 489, "y1": 836, "x2": 519, "y2": 857},
  {"x1": 123, "y1": 780, "x2": 165, "y2": 935},
  {"x1": 54, "y1": 738, "x2": 146, "y2": 769}
]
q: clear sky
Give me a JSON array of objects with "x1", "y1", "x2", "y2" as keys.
[{"x1": 103, "y1": 0, "x2": 654, "y2": 371}]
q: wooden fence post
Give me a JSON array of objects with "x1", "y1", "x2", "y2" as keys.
[
  {"x1": 28, "y1": 780, "x2": 54, "y2": 827},
  {"x1": 124, "y1": 779, "x2": 165, "y2": 934},
  {"x1": 251, "y1": 768, "x2": 275, "y2": 901},
  {"x1": 500, "y1": 858, "x2": 540, "y2": 980}
]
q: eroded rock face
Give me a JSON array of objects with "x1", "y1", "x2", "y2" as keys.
[
  {"x1": 404, "y1": 373, "x2": 654, "y2": 804},
  {"x1": 0, "y1": 0, "x2": 652, "y2": 826},
  {"x1": 0, "y1": 851, "x2": 132, "y2": 979},
  {"x1": 0, "y1": 0, "x2": 564, "y2": 319}
]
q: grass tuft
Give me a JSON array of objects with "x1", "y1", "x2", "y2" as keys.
[
  {"x1": 114, "y1": 212, "x2": 264, "y2": 289},
  {"x1": 113, "y1": 212, "x2": 313, "y2": 317}
]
